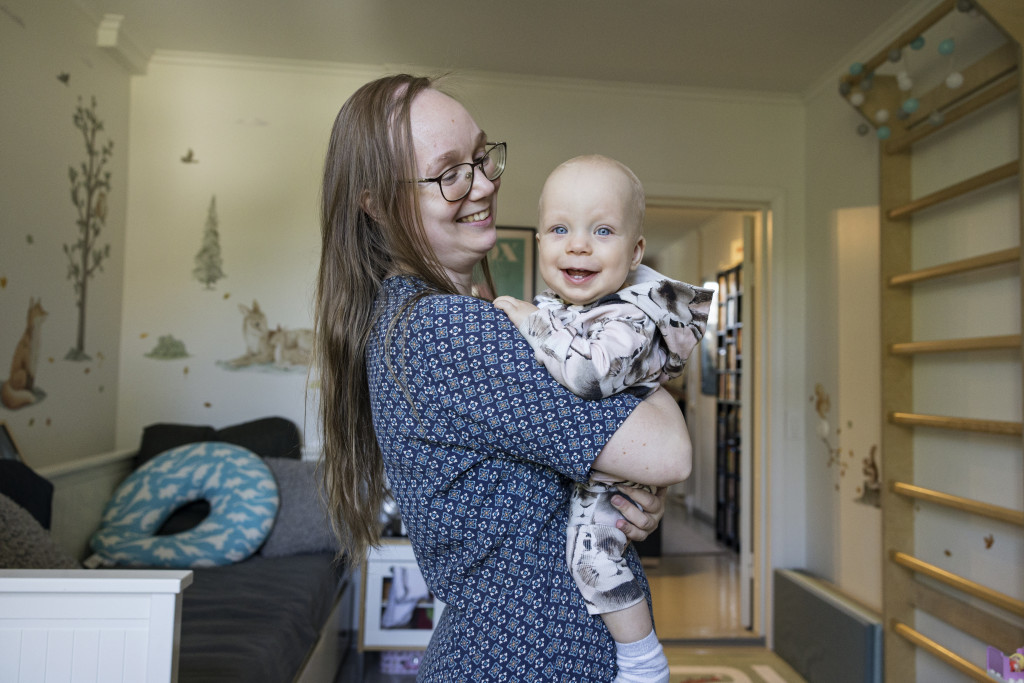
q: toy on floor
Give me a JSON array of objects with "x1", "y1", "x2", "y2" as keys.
[{"x1": 987, "y1": 646, "x2": 1024, "y2": 681}]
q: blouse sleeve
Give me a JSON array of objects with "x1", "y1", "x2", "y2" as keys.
[{"x1": 391, "y1": 292, "x2": 642, "y2": 483}]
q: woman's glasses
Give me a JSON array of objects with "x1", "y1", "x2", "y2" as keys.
[{"x1": 412, "y1": 142, "x2": 506, "y2": 202}]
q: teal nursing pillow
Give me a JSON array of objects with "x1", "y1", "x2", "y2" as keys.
[{"x1": 89, "y1": 442, "x2": 279, "y2": 568}]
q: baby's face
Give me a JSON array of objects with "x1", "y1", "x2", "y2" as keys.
[{"x1": 536, "y1": 162, "x2": 645, "y2": 306}]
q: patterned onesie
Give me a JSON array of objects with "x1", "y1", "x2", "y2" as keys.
[
  {"x1": 368, "y1": 276, "x2": 650, "y2": 682},
  {"x1": 514, "y1": 265, "x2": 713, "y2": 616}
]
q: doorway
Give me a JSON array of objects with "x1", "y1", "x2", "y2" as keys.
[{"x1": 640, "y1": 204, "x2": 768, "y2": 641}]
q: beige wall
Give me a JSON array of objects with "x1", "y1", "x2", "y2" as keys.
[
  {"x1": 0, "y1": 0, "x2": 130, "y2": 467},
  {"x1": 115, "y1": 59, "x2": 810, "y2": 555},
  {"x1": 10, "y1": 6, "x2": 1019, "y2": 641},
  {"x1": 802, "y1": 5, "x2": 1021, "y2": 674}
]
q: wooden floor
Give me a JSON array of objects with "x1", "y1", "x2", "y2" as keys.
[{"x1": 647, "y1": 499, "x2": 754, "y2": 642}]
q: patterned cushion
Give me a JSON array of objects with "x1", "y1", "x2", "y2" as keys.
[{"x1": 90, "y1": 442, "x2": 279, "y2": 568}]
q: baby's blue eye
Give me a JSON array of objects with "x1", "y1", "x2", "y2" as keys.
[
  {"x1": 595, "y1": 226, "x2": 612, "y2": 236},
  {"x1": 552, "y1": 226, "x2": 568, "y2": 234}
]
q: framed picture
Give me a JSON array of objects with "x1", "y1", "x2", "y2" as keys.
[
  {"x1": 0, "y1": 422, "x2": 22, "y2": 462},
  {"x1": 482, "y1": 227, "x2": 537, "y2": 300}
]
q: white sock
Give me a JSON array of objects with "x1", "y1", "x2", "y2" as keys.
[{"x1": 613, "y1": 630, "x2": 669, "y2": 683}]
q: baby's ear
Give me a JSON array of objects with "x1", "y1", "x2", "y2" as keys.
[{"x1": 630, "y1": 235, "x2": 646, "y2": 270}]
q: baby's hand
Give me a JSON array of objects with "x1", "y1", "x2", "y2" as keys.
[{"x1": 493, "y1": 296, "x2": 539, "y2": 328}]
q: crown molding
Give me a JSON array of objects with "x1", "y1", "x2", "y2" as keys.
[{"x1": 96, "y1": 14, "x2": 151, "y2": 75}]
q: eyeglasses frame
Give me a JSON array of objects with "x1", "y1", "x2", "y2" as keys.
[{"x1": 410, "y1": 142, "x2": 507, "y2": 202}]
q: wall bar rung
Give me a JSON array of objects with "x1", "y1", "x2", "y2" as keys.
[
  {"x1": 891, "y1": 621, "x2": 990, "y2": 682},
  {"x1": 890, "y1": 411, "x2": 1023, "y2": 436},
  {"x1": 889, "y1": 247, "x2": 1020, "y2": 286},
  {"x1": 912, "y1": 582, "x2": 1024, "y2": 656},
  {"x1": 890, "y1": 334, "x2": 1021, "y2": 355},
  {"x1": 888, "y1": 76, "x2": 1016, "y2": 154},
  {"x1": 886, "y1": 55, "x2": 1018, "y2": 154},
  {"x1": 891, "y1": 551, "x2": 1024, "y2": 617},
  {"x1": 892, "y1": 481, "x2": 1024, "y2": 526},
  {"x1": 887, "y1": 161, "x2": 1019, "y2": 220}
]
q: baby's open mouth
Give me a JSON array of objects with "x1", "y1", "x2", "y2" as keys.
[{"x1": 564, "y1": 269, "x2": 596, "y2": 281}]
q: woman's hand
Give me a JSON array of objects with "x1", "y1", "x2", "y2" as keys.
[{"x1": 612, "y1": 485, "x2": 667, "y2": 543}]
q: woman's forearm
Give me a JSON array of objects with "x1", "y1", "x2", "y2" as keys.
[{"x1": 592, "y1": 387, "x2": 692, "y2": 486}]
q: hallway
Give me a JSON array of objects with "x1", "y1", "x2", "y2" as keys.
[{"x1": 647, "y1": 494, "x2": 755, "y2": 642}]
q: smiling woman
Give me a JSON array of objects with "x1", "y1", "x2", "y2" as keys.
[{"x1": 313, "y1": 74, "x2": 689, "y2": 682}]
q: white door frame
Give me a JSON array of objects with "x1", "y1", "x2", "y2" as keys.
[{"x1": 647, "y1": 184, "x2": 781, "y2": 640}]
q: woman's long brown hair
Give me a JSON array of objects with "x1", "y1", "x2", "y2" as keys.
[{"x1": 314, "y1": 74, "x2": 494, "y2": 565}]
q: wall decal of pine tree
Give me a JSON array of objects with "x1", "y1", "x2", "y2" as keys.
[{"x1": 194, "y1": 196, "x2": 226, "y2": 289}]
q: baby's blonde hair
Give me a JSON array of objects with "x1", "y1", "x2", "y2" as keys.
[{"x1": 540, "y1": 154, "x2": 646, "y2": 233}]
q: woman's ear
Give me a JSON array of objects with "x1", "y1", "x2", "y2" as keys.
[
  {"x1": 630, "y1": 236, "x2": 646, "y2": 270},
  {"x1": 360, "y1": 190, "x2": 378, "y2": 220}
]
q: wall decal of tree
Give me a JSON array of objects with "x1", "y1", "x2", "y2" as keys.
[
  {"x1": 64, "y1": 96, "x2": 112, "y2": 361},
  {"x1": 193, "y1": 195, "x2": 226, "y2": 289}
]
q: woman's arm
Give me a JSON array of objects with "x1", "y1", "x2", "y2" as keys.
[{"x1": 592, "y1": 386, "x2": 691, "y2": 487}]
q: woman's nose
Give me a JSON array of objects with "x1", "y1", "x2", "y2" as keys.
[{"x1": 467, "y1": 167, "x2": 498, "y2": 200}]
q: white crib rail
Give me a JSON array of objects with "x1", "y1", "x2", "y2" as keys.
[{"x1": 0, "y1": 569, "x2": 192, "y2": 683}]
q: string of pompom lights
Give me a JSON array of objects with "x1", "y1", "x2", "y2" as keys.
[{"x1": 839, "y1": 0, "x2": 979, "y2": 140}]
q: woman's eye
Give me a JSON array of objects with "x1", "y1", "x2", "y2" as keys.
[{"x1": 438, "y1": 167, "x2": 461, "y2": 186}]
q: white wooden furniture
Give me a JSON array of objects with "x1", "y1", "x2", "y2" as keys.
[
  {"x1": 359, "y1": 539, "x2": 444, "y2": 650},
  {"x1": 0, "y1": 569, "x2": 192, "y2": 683}
]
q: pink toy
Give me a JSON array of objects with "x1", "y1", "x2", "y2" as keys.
[{"x1": 987, "y1": 646, "x2": 1024, "y2": 681}]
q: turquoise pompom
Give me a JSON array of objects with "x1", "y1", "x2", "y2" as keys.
[
  {"x1": 910, "y1": 36, "x2": 925, "y2": 50},
  {"x1": 877, "y1": 126, "x2": 891, "y2": 140},
  {"x1": 902, "y1": 98, "x2": 920, "y2": 114},
  {"x1": 849, "y1": 62, "x2": 864, "y2": 76},
  {"x1": 938, "y1": 38, "x2": 955, "y2": 56}
]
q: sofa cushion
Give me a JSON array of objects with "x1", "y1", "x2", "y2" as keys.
[
  {"x1": 91, "y1": 442, "x2": 279, "y2": 568},
  {"x1": 0, "y1": 459, "x2": 54, "y2": 529},
  {"x1": 260, "y1": 458, "x2": 339, "y2": 558},
  {"x1": 0, "y1": 493, "x2": 79, "y2": 569},
  {"x1": 136, "y1": 423, "x2": 218, "y2": 468},
  {"x1": 216, "y1": 417, "x2": 302, "y2": 460},
  {"x1": 135, "y1": 417, "x2": 302, "y2": 469}
]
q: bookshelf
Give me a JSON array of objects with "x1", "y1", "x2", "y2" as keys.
[{"x1": 715, "y1": 263, "x2": 742, "y2": 552}]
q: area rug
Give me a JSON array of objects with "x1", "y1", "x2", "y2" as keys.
[{"x1": 666, "y1": 648, "x2": 807, "y2": 683}]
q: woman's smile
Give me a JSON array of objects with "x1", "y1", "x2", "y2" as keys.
[{"x1": 458, "y1": 208, "x2": 492, "y2": 224}]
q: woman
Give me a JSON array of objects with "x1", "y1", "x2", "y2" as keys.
[{"x1": 315, "y1": 74, "x2": 691, "y2": 682}]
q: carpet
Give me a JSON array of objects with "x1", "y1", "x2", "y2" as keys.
[{"x1": 666, "y1": 647, "x2": 807, "y2": 683}]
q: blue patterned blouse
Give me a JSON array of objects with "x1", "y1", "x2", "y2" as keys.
[{"x1": 367, "y1": 276, "x2": 649, "y2": 682}]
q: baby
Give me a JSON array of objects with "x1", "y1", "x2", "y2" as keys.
[{"x1": 495, "y1": 155, "x2": 712, "y2": 683}]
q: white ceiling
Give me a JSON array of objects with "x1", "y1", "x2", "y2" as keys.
[
  {"x1": 86, "y1": 0, "x2": 922, "y2": 94},
  {"x1": 81, "y1": 0, "x2": 924, "y2": 249}
]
